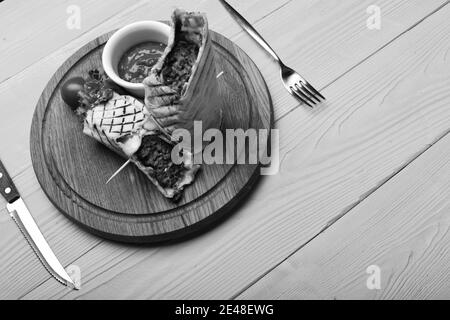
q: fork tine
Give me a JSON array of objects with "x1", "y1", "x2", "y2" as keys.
[
  {"x1": 298, "y1": 82, "x2": 321, "y2": 103},
  {"x1": 304, "y1": 81, "x2": 325, "y2": 100},
  {"x1": 300, "y1": 83, "x2": 321, "y2": 103},
  {"x1": 295, "y1": 83, "x2": 316, "y2": 105},
  {"x1": 290, "y1": 86, "x2": 313, "y2": 108}
]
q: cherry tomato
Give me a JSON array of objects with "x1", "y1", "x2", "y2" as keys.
[{"x1": 60, "y1": 77, "x2": 85, "y2": 110}]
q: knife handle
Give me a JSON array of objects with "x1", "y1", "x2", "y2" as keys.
[{"x1": 0, "y1": 159, "x2": 20, "y2": 203}]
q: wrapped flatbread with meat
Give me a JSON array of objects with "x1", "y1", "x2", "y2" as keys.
[
  {"x1": 143, "y1": 9, "x2": 222, "y2": 153},
  {"x1": 83, "y1": 93, "x2": 199, "y2": 200},
  {"x1": 80, "y1": 9, "x2": 223, "y2": 201}
]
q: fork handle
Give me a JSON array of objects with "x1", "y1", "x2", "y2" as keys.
[{"x1": 219, "y1": 0, "x2": 282, "y2": 63}]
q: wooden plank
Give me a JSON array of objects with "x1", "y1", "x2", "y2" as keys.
[
  {"x1": 0, "y1": 0, "x2": 290, "y2": 84},
  {"x1": 0, "y1": 172, "x2": 103, "y2": 298},
  {"x1": 0, "y1": 0, "x2": 290, "y2": 178},
  {"x1": 239, "y1": 132, "x2": 450, "y2": 300},
  {"x1": 0, "y1": 0, "x2": 290, "y2": 298},
  {"x1": 19, "y1": 4, "x2": 450, "y2": 299},
  {"x1": 0, "y1": 0, "x2": 445, "y2": 183},
  {"x1": 0, "y1": 0, "x2": 139, "y2": 83},
  {"x1": 233, "y1": 0, "x2": 449, "y2": 117},
  {"x1": 1, "y1": 0, "x2": 447, "y2": 299}
]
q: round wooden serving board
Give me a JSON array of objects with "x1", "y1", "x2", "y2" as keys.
[{"x1": 30, "y1": 29, "x2": 273, "y2": 243}]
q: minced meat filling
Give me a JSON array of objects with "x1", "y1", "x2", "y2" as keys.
[
  {"x1": 161, "y1": 40, "x2": 199, "y2": 100},
  {"x1": 135, "y1": 135, "x2": 185, "y2": 190}
]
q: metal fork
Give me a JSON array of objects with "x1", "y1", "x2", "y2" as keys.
[{"x1": 218, "y1": 0, "x2": 325, "y2": 107}]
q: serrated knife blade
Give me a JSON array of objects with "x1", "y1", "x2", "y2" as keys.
[{"x1": 0, "y1": 159, "x2": 78, "y2": 290}]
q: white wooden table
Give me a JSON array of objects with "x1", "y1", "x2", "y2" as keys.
[{"x1": 1, "y1": 0, "x2": 449, "y2": 299}]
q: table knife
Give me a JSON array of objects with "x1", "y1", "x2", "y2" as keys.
[{"x1": 0, "y1": 158, "x2": 78, "y2": 290}]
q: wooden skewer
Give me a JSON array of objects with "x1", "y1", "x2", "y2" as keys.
[{"x1": 106, "y1": 159, "x2": 131, "y2": 185}]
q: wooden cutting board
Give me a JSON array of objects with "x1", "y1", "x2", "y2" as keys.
[{"x1": 30, "y1": 29, "x2": 273, "y2": 243}]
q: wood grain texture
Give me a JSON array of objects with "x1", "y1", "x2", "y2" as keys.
[
  {"x1": 1, "y1": 0, "x2": 445, "y2": 184},
  {"x1": 0, "y1": 0, "x2": 138, "y2": 83},
  {"x1": 30, "y1": 30, "x2": 272, "y2": 242},
  {"x1": 0, "y1": 0, "x2": 290, "y2": 84},
  {"x1": 234, "y1": 0, "x2": 448, "y2": 118},
  {"x1": 0, "y1": 0, "x2": 290, "y2": 180},
  {"x1": 1, "y1": 0, "x2": 443, "y2": 176},
  {"x1": 239, "y1": 133, "x2": 450, "y2": 300},
  {"x1": 0, "y1": 0, "x2": 299, "y2": 298},
  {"x1": 0, "y1": 0, "x2": 448, "y2": 299},
  {"x1": 20, "y1": 4, "x2": 450, "y2": 299}
]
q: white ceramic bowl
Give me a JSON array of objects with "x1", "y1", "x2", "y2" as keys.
[{"x1": 102, "y1": 21, "x2": 170, "y2": 98}]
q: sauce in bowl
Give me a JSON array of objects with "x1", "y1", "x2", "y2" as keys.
[{"x1": 118, "y1": 41, "x2": 166, "y2": 83}]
